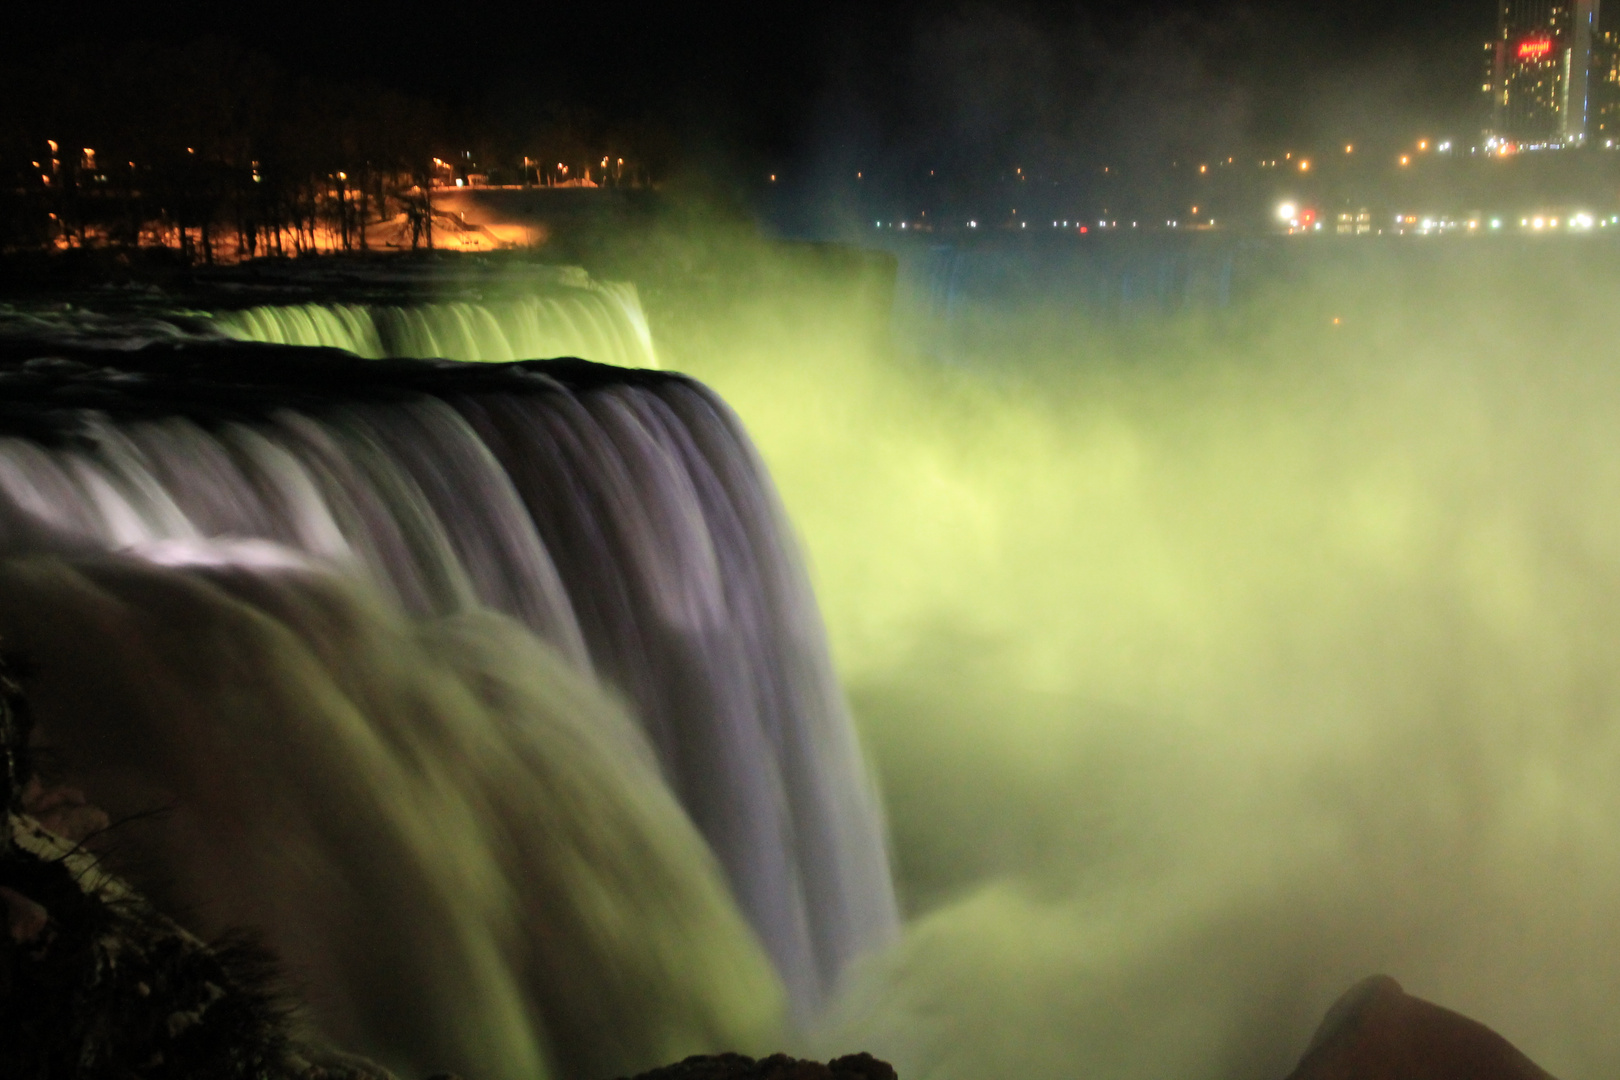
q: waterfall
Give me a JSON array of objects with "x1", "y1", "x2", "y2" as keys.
[
  {"x1": 0, "y1": 338, "x2": 897, "y2": 1074},
  {"x1": 0, "y1": 554, "x2": 784, "y2": 1080},
  {"x1": 214, "y1": 282, "x2": 660, "y2": 369}
]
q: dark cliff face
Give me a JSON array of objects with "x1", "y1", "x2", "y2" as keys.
[
  {"x1": 0, "y1": 652, "x2": 29, "y2": 815},
  {"x1": 0, "y1": 650, "x2": 398, "y2": 1080}
]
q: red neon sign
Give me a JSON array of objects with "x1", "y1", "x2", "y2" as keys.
[{"x1": 1518, "y1": 38, "x2": 1554, "y2": 60}]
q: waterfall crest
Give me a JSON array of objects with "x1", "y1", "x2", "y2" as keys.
[{"x1": 215, "y1": 282, "x2": 660, "y2": 369}]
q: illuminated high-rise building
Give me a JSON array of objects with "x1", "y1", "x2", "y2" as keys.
[
  {"x1": 1591, "y1": 30, "x2": 1620, "y2": 139},
  {"x1": 1485, "y1": 0, "x2": 1601, "y2": 143}
]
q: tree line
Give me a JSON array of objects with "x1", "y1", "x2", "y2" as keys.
[{"x1": 0, "y1": 41, "x2": 656, "y2": 262}]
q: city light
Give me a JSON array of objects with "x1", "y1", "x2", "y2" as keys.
[
  {"x1": 1400, "y1": 156, "x2": 1410, "y2": 166},
  {"x1": 1299, "y1": 160, "x2": 1311, "y2": 171},
  {"x1": 1277, "y1": 202, "x2": 1298, "y2": 220},
  {"x1": 1518, "y1": 38, "x2": 1554, "y2": 60}
]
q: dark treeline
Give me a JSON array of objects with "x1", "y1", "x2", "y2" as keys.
[{"x1": 0, "y1": 40, "x2": 659, "y2": 262}]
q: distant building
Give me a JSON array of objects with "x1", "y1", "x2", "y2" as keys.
[
  {"x1": 1336, "y1": 210, "x2": 1373, "y2": 236},
  {"x1": 1486, "y1": 0, "x2": 1601, "y2": 143},
  {"x1": 1592, "y1": 30, "x2": 1620, "y2": 139}
]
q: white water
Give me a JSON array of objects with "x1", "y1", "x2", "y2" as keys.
[
  {"x1": 0, "y1": 352, "x2": 898, "y2": 1076},
  {"x1": 0, "y1": 553, "x2": 782, "y2": 1080},
  {"x1": 215, "y1": 282, "x2": 660, "y2": 368}
]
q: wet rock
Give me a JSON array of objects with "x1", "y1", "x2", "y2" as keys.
[
  {"x1": 20, "y1": 777, "x2": 111, "y2": 843},
  {"x1": 1285, "y1": 975, "x2": 1556, "y2": 1080},
  {"x1": 0, "y1": 646, "x2": 405, "y2": 1080},
  {"x1": 0, "y1": 884, "x2": 49, "y2": 944},
  {"x1": 620, "y1": 1052, "x2": 897, "y2": 1080}
]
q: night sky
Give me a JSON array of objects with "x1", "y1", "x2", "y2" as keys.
[{"x1": 5, "y1": 1, "x2": 1497, "y2": 163}]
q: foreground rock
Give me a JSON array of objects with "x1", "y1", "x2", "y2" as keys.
[
  {"x1": 1286, "y1": 975, "x2": 1556, "y2": 1080},
  {"x1": 0, "y1": 651, "x2": 398, "y2": 1080},
  {"x1": 619, "y1": 1053, "x2": 897, "y2": 1080}
]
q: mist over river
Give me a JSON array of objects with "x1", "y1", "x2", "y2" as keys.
[
  {"x1": 664, "y1": 234, "x2": 1620, "y2": 1080},
  {"x1": 4, "y1": 230, "x2": 1620, "y2": 1080}
]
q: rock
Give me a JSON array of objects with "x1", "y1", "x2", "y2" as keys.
[
  {"x1": 1285, "y1": 975, "x2": 1557, "y2": 1080},
  {"x1": 0, "y1": 645, "x2": 410, "y2": 1080},
  {"x1": 0, "y1": 884, "x2": 48, "y2": 944},
  {"x1": 19, "y1": 777, "x2": 111, "y2": 843},
  {"x1": 619, "y1": 1052, "x2": 898, "y2": 1080}
]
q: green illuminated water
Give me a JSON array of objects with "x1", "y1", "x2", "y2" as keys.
[{"x1": 661, "y1": 238, "x2": 1620, "y2": 1080}]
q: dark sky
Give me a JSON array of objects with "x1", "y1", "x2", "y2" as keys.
[{"x1": 4, "y1": 1, "x2": 1498, "y2": 160}]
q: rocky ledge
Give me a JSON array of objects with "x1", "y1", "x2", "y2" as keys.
[
  {"x1": 1284, "y1": 974, "x2": 1556, "y2": 1080},
  {"x1": 0, "y1": 651, "x2": 394, "y2": 1080},
  {"x1": 618, "y1": 1054, "x2": 896, "y2": 1080}
]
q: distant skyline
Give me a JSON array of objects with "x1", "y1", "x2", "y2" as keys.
[{"x1": 4, "y1": 1, "x2": 1502, "y2": 161}]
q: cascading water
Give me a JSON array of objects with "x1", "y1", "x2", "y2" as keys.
[
  {"x1": 214, "y1": 281, "x2": 659, "y2": 369},
  {"x1": 0, "y1": 553, "x2": 784, "y2": 1080},
  {"x1": 0, "y1": 334, "x2": 897, "y2": 1078}
]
